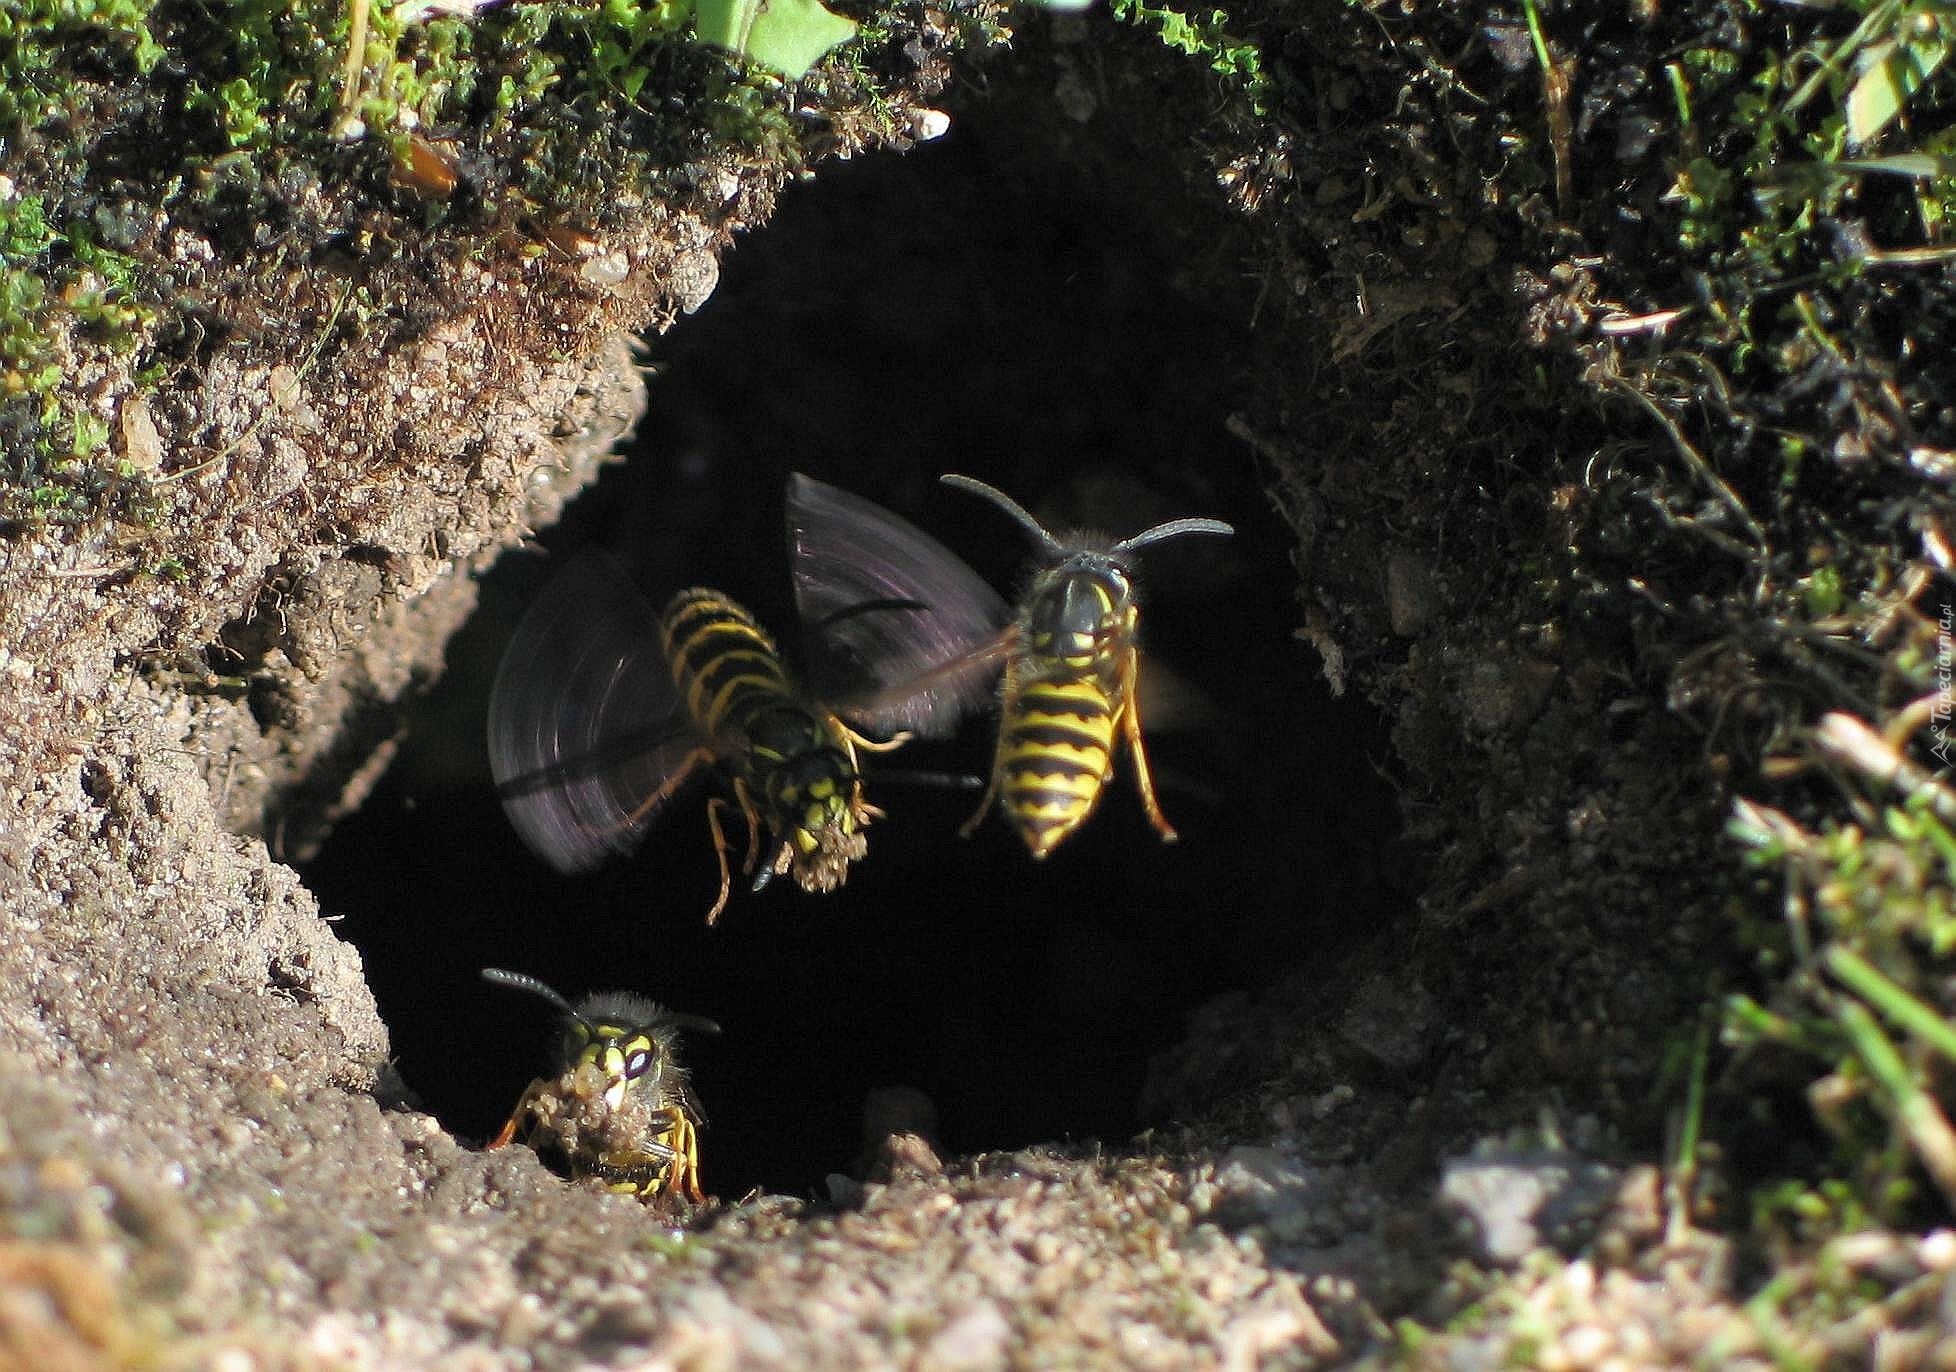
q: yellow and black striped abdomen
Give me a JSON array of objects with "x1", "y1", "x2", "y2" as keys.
[
  {"x1": 659, "y1": 589, "x2": 798, "y2": 745},
  {"x1": 998, "y1": 670, "x2": 1121, "y2": 858}
]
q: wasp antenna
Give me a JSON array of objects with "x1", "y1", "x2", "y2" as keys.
[
  {"x1": 481, "y1": 967, "x2": 578, "y2": 1016},
  {"x1": 1110, "y1": 516, "x2": 1235, "y2": 555},
  {"x1": 940, "y1": 474, "x2": 1065, "y2": 559}
]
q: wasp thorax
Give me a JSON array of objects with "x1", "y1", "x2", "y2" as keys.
[{"x1": 744, "y1": 703, "x2": 820, "y2": 760}]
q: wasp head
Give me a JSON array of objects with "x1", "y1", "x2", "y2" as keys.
[
  {"x1": 559, "y1": 992, "x2": 688, "y2": 1112},
  {"x1": 762, "y1": 744, "x2": 871, "y2": 893},
  {"x1": 482, "y1": 970, "x2": 719, "y2": 1115},
  {"x1": 1026, "y1": 553, "x2": 1138, "y2": 674}
]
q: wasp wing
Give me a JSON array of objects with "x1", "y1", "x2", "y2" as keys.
[
  {"x1": 786, "y1": 472, "x2": 1012, "y2": 739},
  {"x1": 486, "y1": 554, "x2": 703, "y2": 874}
]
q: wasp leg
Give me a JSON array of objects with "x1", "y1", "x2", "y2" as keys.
[
  {"x1": 958, "y1": 661, "x2": 1019, "y2": 839},
  {"x1": 619, "y1": 745, "x2": 713, "y2": 829},
  {"x1": 632, "y1": 1106, "x2": 704, "y2": 1205},
  {"x1": 732, "y1": 777, "x2": 765, "y2": 875},
  {"x1": 702, "y1": 777, "x2": 773, "y2": 924},
  {"x1": 840, "y1": 725, "x2": 914, "y2": 755},
  {"x1": 487, "y1": 1081, "x2": 545, "y2": 1150},
  {"x1": 1119, "y1": 645, "x2": 1178, "y2": 843},
  {"x1": 667, "y1": 1109, "x2": 706, "y2": 1205},
  {"x1": 702, "y1": 798, "x2": 739, "y2": 925}
]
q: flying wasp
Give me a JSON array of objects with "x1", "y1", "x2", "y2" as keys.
[
  {"x1": 487, "y1": 472, "x2": 1007, "y2": 923},
  {"x1": 482, "y1": 967, "x2": 721, "y2": 1206},
  {"x1": 938, "y1": 473, "x2": 1234, "y2": 859}
]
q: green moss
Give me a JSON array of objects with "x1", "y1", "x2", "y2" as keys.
[
  {"x1": 639, "y1": 1227, "x2": 698, "y2": 1259},
  {"x1": 0, "y1": 0, "x2": 164, "y2": 135},
  {"x1": 1107, "y1": 0, "x2": 1269, "y2": 113},
  {"x1": 0, "y1": 181, "x2": 157, "y2": 527}
]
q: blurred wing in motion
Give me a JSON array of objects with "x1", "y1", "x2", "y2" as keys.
[
  {"x1": 786, "y1": 471, "x2": 1012, "y2": 739},
  {"x1": 487, "y1": 554, "x2": 704, "y2": 874}
]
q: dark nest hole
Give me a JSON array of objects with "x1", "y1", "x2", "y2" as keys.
[{"x1": 305, "y1": 85, "x2": 1407, "y2": 1200}]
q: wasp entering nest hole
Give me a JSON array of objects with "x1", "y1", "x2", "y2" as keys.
[{"x1": 304, "y1": 95, "x2": 1401, "y2": 1202}]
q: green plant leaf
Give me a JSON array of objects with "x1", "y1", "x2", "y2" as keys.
[
  {"x1": 1847, "y1": 32, "x2": 1949, "y2": 145},
  {"x1": 1825, "y1": 945, "x2": 1956, "y2": 1066},
  {"x1": 1835, "y1": 153, "x2": 1956, "y2": 178},
  {"x1": 693, "y1": 0, "x2": 857, "y2": 79}
]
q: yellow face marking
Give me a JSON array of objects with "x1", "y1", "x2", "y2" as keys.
[
  {"x1": 597, "y1": 1045, "x2": 629, "y2": 1109},
  {"x1": 573, "y1": 1028, "x2": 659, "y2": 1111}
]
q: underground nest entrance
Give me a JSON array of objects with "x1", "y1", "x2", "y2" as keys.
[{"x1": 303, "y1": 94, "x2": 1402, "y2": 1200}]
